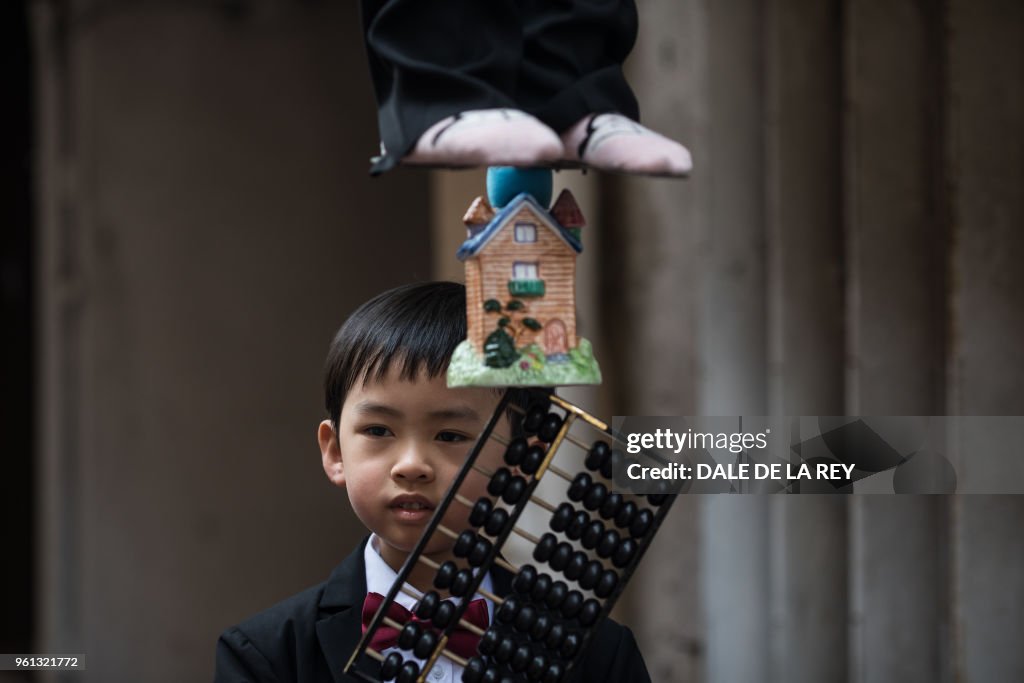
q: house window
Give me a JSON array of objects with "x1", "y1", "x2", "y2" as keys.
[
  {"x1": 514, "y1": 222, "x2": 537, "y2": 243},
  {"x1": 513, "y1": 262, "x2": 538, "y2": 280},
  {"x1": 509, "y1": 261, "x2": 545, "y2": 296}
]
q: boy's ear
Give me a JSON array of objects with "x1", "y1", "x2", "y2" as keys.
[{"x1": 318, "y1": 420, "x2": 345, "y2": 488}]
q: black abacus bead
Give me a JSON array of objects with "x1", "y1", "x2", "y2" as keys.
[
  {"x1": 502, "y1": 476, "x2": 527, "y2": 505},
  {"x1": 484, "y1": 508, "x2": 510, "y2": 537},
  {"x1": 487, "y1": 468, "x2": 512, "y2": 497},
  {"x1": 396, "y1": 661, "x2": 420, "y2": 683},
  {"x1": 549, "y1": 542, "x2": 573, "y2": 572},
  {"x1": 504, "y1": 437, "x2": 529, "y2": 467},
  {"x1": 585, "y1": 441, "x2": 611, "y2": 473},
  {"x1": 647, "y1": 493, "x2": 670, "y2": 506},
  {"x1": 529, "y1": 613, "x2": 553, "y2": 641},
  {"x1": 544, "y1": 581, "x2": 568, "y2": 609},
  {"x1": 451, "y1": 568, "x2": 474, "y2": 597},
  {"x1": 527, "y1": 655, "x2": 548, "y2": 682},
  {"x1": 494, "y1": 635, "x2": 516, "y2": 663},
  {"x1": 550, "y1": 503, "x2": 574, "y2": 533},
  {"x1": 381, "y1": 651, "x2": 403, "y2": 680},
  {"x1": 567, "y1": 473, "x2": 591, "y2": 502},
  {"x1": 530, "y1": 574, "x2": 553, "y2": 602},
  {"x1": 545, "y1": 623, "x2": 567, "y2": 649},
  {"x1": 566, "y1": 511, "x2": 589, "y2": 541},
  {"x1": 537, "y1": 413, "x2": 564, "y2": 443},
  {"x1": 579, "y1": 560, "x2": 603, "y2": 590},
  {"x1": 560, "y1": 632, "x2": 582, "y2": 659},
  {"x1": 478, "y1": 628, "x2": 501, "y2": 656},
  {"x1": 579, "y1": 598, "x2": 602, "y2": 627},
  {"x1": 542, "y1": 662, "x2": 566, "y2": 683},
  {"x1": 600, "y1": 449, "x2": 616, "y2": 479},
  {"x1": 582, "y1": 482, "x2": 608, "y2": 511},
  {"x1": 434, "y1": 561, "x2": 458, "y2": 589},
  {"x1": 413, "y1": 630, "x2": 438, "y2": 659},
  {"x1": 612, "y1": 538, "x2": 638, "y2": 568},
  {"x1": 463, "y1": 657, "x2": 487, "y2": 683},
  {"x1": 533, "y1": 533, "x2": 558, "y2": 563},
  {"x1": 523, "y1": 405, "x2": 547, "y2": 435},
  {"x1": 455, "y1": 530, "x2": 476, "y2": 558},
  {"x1": 560, "y1": 590, "x2": 583, "y2": 619},
  {"x1": 433, "y1": 600, "x2": 456, "y2": 628},
  {"x1": 581, "y1": 520, "x2": 604, "y2": 549},
  {"x1": 564, "y1": 551, "x2": 588, "y2": 581},
  {"x1": 415, "y1": 591, "x2": 440, "y2": 619},
  {"x1": 596, "y1": 529, "x2": 621, "y2": 559},
  {"x1": 614, "y1": 500, "x2": 638, "y2": 528},
  {"x1": 512, "y1": 564, "x2": 538, "y2": 595},
  {"x1": 521, "y1": 444, "x2": 546, "y2": 475},
  {"x1": 630, "y1": 508, "x2": 655, "y2": 538},
  {"x1": 598, "y1": 492, "x2": 624, "y2": 521},
  {"x1": 511, "y1": 644, "x2": 532, "y2": 672},
  {"x1": 514, "y1": 604, "x2": 538, "y2": 633},
  {"x1": 482, "y1": 669, "x2": 501, "y2": 683},
  {"x1": 469, "y1": 537, "x2": 493, "y2": 566},
  {"x1": 398, "y1": 621, "x2": 421, "y2": 650},
  {"x1": 595, "y1": 569, "x2": 618, "y2": 598},
  {"x1": 497, "y1": 595, "x2": 521, "y2": 624},
  {"x1": 470, "y1": 498, "x2": 492, "y2": 527}
]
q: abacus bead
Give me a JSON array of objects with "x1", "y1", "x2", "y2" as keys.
[
  {"x1": 523, "y1": 405, "x2": 547, "y2": 435},
  {"x1": 600, "y1": 449, "x2": 616, "y2": 479},
  {"x1": 566, "y1": 511, "x2": 588, "y2": 541},
  {"x1": 463, "y1": 657, "x2": 487, "y2": 683},
  {"x1": 542, "y1": 662, "x2": 566, "y2": 683},
  {"x1": 502, "y1": 476, "x2": 527, "y2": 505},
  {"x1": 504, "y1": 437, "x2": 528, "y2": 467},
  {"x1": 567, "y1": 473, "x2": 591, "y2": 502},
  {"x1": 560, "y1": 632, "x2": 582, "y2": 659},
  {"x1": 596, "y1": 529, "x2": 621, "y2": 559},
  {"x1": 413, "y1": 630, "x2": 438, "y2": 659},
  {"x1": 381, "y1": 651, "x2": 403, "y2": 680},
  {"x1": 630, "y1": 508, "x2": 655, "y2": 538},
  {"x1": 530, "y1": 574, "x2": 552, "y2": 602},
  {"x1": 512, "y1": 564, "x2": 538, "y2": 595},
  {"x1": 470, "y1": 498, "x2": 492, "y2": 527},
  {"x1": 613, "y1": 538, "x2": 638, "y2": 568},
  {"x1": 433, "y1": 561, "x2": 457, "y2": 589},
  {"x1": 581, "y1": 520, "x2": 604, "y2": 550},
  {"x1": 647, "y1": 493, "x2": 670, "y2": 506},
  {"x1": 487, "y1": 468, "x2": 511, "y2": 497},
  {"x1": 614, "y1": 500, "x2": 638, "y2": 528},
  {"x1": 579, "y1": 560, "x2": 603, "y2": 590},
  {"x1": 397, "y1": 661, "x2": 419, "y2": 683},
  {"x1": 560, "y1": 590, "x2": 583, "y2": 619},
  {"x1": 564, "y1": 551, "x2": 588, "y2": 581},
  {"x1": 482, "y1": 669, "x2": 501, "y2": 683},
  {"x1": 398, "y1": 621, "x2": 420, "y2": 650},
  {"x1": 469, "y1": 537, "x2": 493, "y2": 566},
  {"x1": 484, "y1": 508, "x2": 510, "y2": 537},
  {"x1": 595, "y1": 569, "x2": 618, "y2": 598},
  {"x1": 494, "y1": 635, "x2": 516, "y2": 663},
  {"x1": 433, "y1": 600, "x2": 455, "y2": 628},
  {"x1": 550, "y1": 503, "x2": 574, "y2": 533},
  {"x1": 521, "y1": 444, "x2": 546, "y2": 475},
  {"x1": 544, "y1": 581, "x2": 568, "y2": 609},
  {"x1": 497, "y1": 595, "x2": 521, "y2": 624},
  {"x1": 515, "y1": 604, "x2": 538, "y2": 632},
  {"x1": 533, "y1": 533, "x2": 558, "y2": 563},
  {"x1": 527, "y1": 655, "x2": 548, "y2": 682},
  {"x1": 451, "y1": 568, "x2": 474, "y2": 597},
  {"x1": 549, "y1": 542, "x2": 573, "y2": 571},
  {"x1": 455, "y1": 530, "x2": 476, "y2": 558},
  {"x1": 511, "y1": 644, "x2": 532, "y2": 672},
  {"x1": 579, "y1": 598, "x2": 602, "y2": 627},
  {"x1": 415, "y1": 591, "x2": 439, "y2": 619},
  {"x1": 530, "y1": 613, "x2": 553, "y2": 641},
  {"x1": 545, "y1": 623, "x2": 567, "y2": 649},
  {"x1": 478, "y1": 629, "x2": 500, "y2": 656},
  {"x1": 537, "y1": 413, "x2": 564, "y2": 443},
  {"x1": 585, "y1": 441, "x2": 611, "y2": 472},
  {"x1": 598, "y1": 492, "x2": 623, "y2": 520},
  {"x1": 583, "y1": 482, "x2": 608, "y2": 511}
]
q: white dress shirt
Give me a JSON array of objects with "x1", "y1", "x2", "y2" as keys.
[{"x1": 364, "y1": 534, "x2": 495, "y2": 683}]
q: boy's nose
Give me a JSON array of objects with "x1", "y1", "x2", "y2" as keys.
[{"x1": 391, "y1": 443, "x2": 434, "y2": 481}]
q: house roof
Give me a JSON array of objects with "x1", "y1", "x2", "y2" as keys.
[
  {"x1": 456, "y1": 192, "x2": 583, "y2": 261},
  {"x1": 550, "y1": 189, "x2": 585, "y2": 228}
]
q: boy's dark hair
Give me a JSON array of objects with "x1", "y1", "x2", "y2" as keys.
[{"x1": 324, "y1": 281, "x2": 467, "y2": 433}]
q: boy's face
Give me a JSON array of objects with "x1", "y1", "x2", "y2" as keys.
[{"x1": 318, "y1": 364, "x2": 507, "y2": 571}]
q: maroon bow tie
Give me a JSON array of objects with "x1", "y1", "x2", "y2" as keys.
[{"x1": 361, "y1": 592, "x2": 489, "y2": 659}]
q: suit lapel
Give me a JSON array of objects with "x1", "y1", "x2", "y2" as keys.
[{"x1": 317, "y1": 537, "x2": 380, "y2": 683}]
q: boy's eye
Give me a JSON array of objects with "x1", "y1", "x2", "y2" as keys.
[
  {"x1": 363, "y1": 426, "x2": 392, "y2": 438},
  {"x1": 436, "y1": 431, "x2": 470, "y2": 443}
]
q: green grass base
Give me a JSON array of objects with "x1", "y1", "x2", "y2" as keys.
[{"x1": 447, "y1": 338, "x2": 603, "y2": 388}]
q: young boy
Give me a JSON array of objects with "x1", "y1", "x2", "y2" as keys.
[{"x1": 214, "y1": 281, "x2": 651, "y2": 683}]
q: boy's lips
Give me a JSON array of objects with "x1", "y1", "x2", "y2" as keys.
[{"x1": 388, "y1": 494, "x2": 435, "y2": 522}]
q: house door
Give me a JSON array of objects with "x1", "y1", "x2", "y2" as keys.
[{"x1": 544, "y1": 319, "x2": 568, "y2": 355}]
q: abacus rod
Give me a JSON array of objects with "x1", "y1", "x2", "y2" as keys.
[
  {"x1": 548, "y1": 393, "x2": 609, "y2": 431},
  {"x1": 397, "y1": 585, "x2": 486, "y2": 636},
  {"x1": 535, "y1": 413, "x2": 575, "y2": 480},
  {"x1": 364, "y1": 648, "x2": 384, "y2": 662}
]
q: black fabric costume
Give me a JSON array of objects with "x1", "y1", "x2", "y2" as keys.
[
  {"x1": 360, "y1": 0, "x2": 641, "y2": 174},
  {"x1": 214, "y1": 536, "x2": 651, "y2": 682}
]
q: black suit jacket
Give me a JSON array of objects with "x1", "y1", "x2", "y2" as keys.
[{"x1": 215, "y1": 537, "x2": 651, "y2": 683}]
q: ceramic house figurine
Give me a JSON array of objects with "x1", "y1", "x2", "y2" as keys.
[{"x1": 447, "y1": 167, "x2": 602, "y2": 387}]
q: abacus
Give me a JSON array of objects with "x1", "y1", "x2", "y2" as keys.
[{"x1": 344, "y1": 388, "x2": 676, "y2": 683}]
